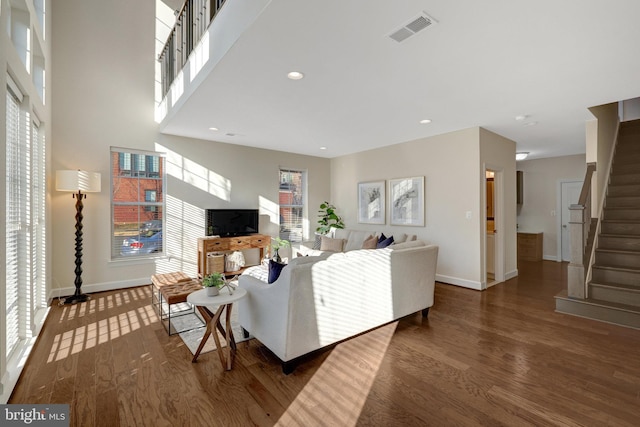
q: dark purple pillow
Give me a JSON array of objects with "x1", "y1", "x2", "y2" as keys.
[
  {"x1": 268, "y1": 259, "x2": 286, "y2": 284},
  {"x1": 377, "y1": 235, "x2": 394, "y2": 249},
  {"x1": 378, "y1": 233, "x2": 387, "y2": 243}
]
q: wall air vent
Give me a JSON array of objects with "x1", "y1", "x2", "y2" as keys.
[{"x1": 388, "y1": 12, "x2": 437, "y2": 43}]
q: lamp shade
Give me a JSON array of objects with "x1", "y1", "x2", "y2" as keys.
[{"x1": 56, "y1": 170, "x2": 101, "y2": 192}]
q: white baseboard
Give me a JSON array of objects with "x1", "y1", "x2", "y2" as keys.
[
  {"x1": 48, "y1": 277, "x2": 151, "y2": 301},
  {"x1": 436, "y1": 274, "x2": 483, "y2": 290},
  {"x1": 505, "y1": 269, "x2": 518, "y2": 280}
]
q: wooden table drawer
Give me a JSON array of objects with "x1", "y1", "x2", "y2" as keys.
[
  {"x1": 249, "y1": 235, "x2": 270, "y2": 248},
  {"x1": 229, "y1": 239, "x2": 252, "y2": 250},
  {"x1": 204, "y1": 239, "x2": 230, "y2": 251}
]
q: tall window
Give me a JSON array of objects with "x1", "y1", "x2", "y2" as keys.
[
  {"x1": 5, "y1": 81, "x2": 46, "y2": 360},
  {"x1": 31, "y1": 119, "x2": 47, "y2": 318},
  {"x1": 279, "y1": 168, "x2": 306, "y2": 242},
  {"x1": 111, "y1": 147, "x2": 166, "y2": 259}
]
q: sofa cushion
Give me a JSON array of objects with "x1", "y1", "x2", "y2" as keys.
[
  {"x1": 289, "y1": 255, "x2": 328, "y2": 266},
  {"x1": 394, "y1": 233, "x2": 407, "y2": 243},
  {"x1": 344, "y1": 230, "x2": 371, "y2": 251},
  {"x1": 333, "y1": 228, "x2": 350, "y2": 241},
  {"x1": 362, "y1": 235, "x2": 377, "y2": 249},
  {"x1": 320, "y1": 236, "x2": 345, "y2": 252},
  {"x1": 377, "y1": 235, "x2": 394, "y2": 248},
  {"x1": 268, "y1": 260, "x2": 286, "y2": 283},
  {"x1": 391, "y1": 240, "x2": 426, "y2": 250}
]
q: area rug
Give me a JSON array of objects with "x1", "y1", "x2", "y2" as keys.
[{"x1": 176, "y1": 306, "x2": 251, "y2": 355}]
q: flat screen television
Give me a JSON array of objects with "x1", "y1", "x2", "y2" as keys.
[{"x1": 206, "y1": 209, "x2": 259, "y2": 237}]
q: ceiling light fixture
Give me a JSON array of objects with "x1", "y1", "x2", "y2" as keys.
[
  {"x1": 209, "y1": 127, "x2": 219, "y2": 131},
  {"x1": 320, "y1": 146, "x2": 327, "y2": 150},
  {"x1": 515, "y1": 115, "x2": 528, "y2": 121},
  {"x1": 516, "y1": 152, "x2": 529, "y2": 161},
  {"x1": 419, "y1": 119, "x2": 432, "y2": 124},
  {"x1": 287, "y1": 71, "x2": 304, "y2": 80}
]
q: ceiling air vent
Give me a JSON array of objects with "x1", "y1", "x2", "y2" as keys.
[{"x1": 388, "y1": 12, "x2": 437, "y2": 43}]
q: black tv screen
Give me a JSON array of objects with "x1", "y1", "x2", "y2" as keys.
[{"x1": 206, "y1": 209, "x2": 259, "y2": 237}]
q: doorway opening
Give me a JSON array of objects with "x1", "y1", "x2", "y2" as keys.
[{"x1": 484, "y1": 166, "x2": 505, "y2": 288}]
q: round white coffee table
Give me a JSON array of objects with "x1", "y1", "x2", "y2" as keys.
[{"x1": 187, "y1": 286, "x2": 247, "y2": 370}]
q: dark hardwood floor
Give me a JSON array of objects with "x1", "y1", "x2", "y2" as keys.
[{"x1": 9, "y1": 260, "x2": 640, "y2": 426}]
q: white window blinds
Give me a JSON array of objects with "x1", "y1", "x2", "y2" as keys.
[
  {"x1": 5, "y1": 87, "x2": 32, "y2": 358},
  {"x1": 4, "y1": 86, "x2": 47, "y2": 362},
  {"x1": 6, "y1": 89, "x2": 21, "y2": 358}
]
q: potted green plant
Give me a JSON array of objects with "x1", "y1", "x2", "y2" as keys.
[
  {"x1": 202, "y1": 272, "x2": 225, "y2": 296},
  {"x1": 271, "y1": 237, "x2": 290, "y2": 263},
  {"x1": 316, "y1": 201, "x2": 345, "y2": 235}
]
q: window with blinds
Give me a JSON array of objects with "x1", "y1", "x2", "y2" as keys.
[
  {"x1": 32, "y1": 120, "x2": 47, "y2": 314},
  {"x1": 6, "y1": 88, "x2": 22, "y2": 358},
  {"x1": 111, "y1": 148, "x2": 166, "y2": 259},
  {"x1": 5, "y1": 83, "x2": 45, "y2": 361},
  {"x1": 279, "y1": 168, "x2": 306, "y2": 243}
]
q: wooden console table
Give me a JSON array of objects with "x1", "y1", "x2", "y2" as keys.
[{"x1": 197, "y1": 234, "x2": 270, "y2": 277}]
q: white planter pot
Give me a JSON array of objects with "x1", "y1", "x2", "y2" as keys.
[{"x1": 206, "y1": 287, "x2": 219, "y2": 297}]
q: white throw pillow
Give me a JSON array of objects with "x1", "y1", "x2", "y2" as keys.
[
  {"x1": 394, "y1": 233, "x2": 407, "y2": 244},
  {"x1": 333, "y1": 228, "x2": 350, "y2": 241},
  {"x1": 344, "y1": 230, "x2": 370, "y2": 251}
]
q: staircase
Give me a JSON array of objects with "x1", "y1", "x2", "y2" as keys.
[{"x1": 556, "y1": 119, "x2": 640, "y2": 329}]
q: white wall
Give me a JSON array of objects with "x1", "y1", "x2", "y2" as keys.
[
  {"x1": 621, "y1": 97, "x2": 640, "y2": 122},
  {"x1": 516, "y1": 154, "x2": 587, "y2": 260},
  {"x1": 51, "y1": 0, "x2": 330, "y2": 295},
  {"x1": 331, "y1": 127, "x2": 515, "y2": 289},
  {"x1": 479, "y1": 128, "x2": 518, "y2": 281}
]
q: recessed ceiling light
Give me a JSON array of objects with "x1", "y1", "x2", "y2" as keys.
[
  {"x1": 523, "y1": 121, "x2": 538, "y2": 127},
  {"x1": 419, "y1": 119, "x2": 432, "y2": 124},
  {"x1": 320, "y1": 146, "x2": 327, "y2": 150},
  {"x1": 515, "y1": 115, "x2": 528, "y2": 121},
  {"x1": 287, "y1": 71, "x2": 304, "y2": 80},
  {"x1": 208, "y1": 127, "x2": 219, "y2": 131},
  {"x1": 516, "y1": 152, "x2": 529, "y2": 161}
]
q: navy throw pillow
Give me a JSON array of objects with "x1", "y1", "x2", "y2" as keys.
[
  {"x1": 378, "y1": 233, "x2": 387, "y2": 244},
  {"x1": 268, "y1": 259, "x2": 286, "y2": 284},
  {"x1": 377, "y1": 235, "x2": 394, "y2": 249}
]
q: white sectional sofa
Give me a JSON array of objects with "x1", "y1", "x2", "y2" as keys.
[{"x1": 238, "y1": 238, "x2": 438, "y2": 373}]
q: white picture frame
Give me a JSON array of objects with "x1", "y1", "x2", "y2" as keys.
[
  {"x1": 389, "y1": 176, "x2": 425, "y2": 226},
  {"x1": 358, "y1": 181, "x2": 385, "y2": 224}
]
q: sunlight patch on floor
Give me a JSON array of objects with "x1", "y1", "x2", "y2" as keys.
[
  {"x1": 47, "y1": 289, "x2": 159, "y2": 363},
  {"x1": 276, "y1": 322, "x2": 398, "y2": 426}
]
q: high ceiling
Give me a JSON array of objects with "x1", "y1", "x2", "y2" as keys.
[{"x1": 159, "y1": 0, "x2": 640, "y2": 160}]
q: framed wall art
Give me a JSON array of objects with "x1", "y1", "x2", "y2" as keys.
[
  {"x1": 389, "y1": 176, "x2": 424, "y2": 226},
  {"x1": 358, "y1": 181, "x2": 385, "y2": 224}
]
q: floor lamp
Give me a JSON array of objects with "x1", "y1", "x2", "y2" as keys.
[{"x1": 56, "y1": 170, "x2": 102, "y2": 304}]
